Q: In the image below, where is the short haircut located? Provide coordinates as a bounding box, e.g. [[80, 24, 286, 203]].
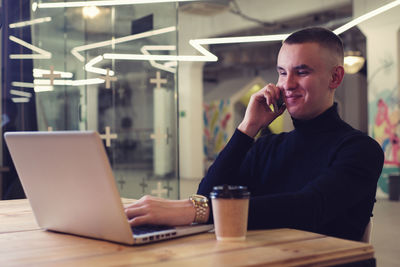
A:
[[284, 27, 344, 64]]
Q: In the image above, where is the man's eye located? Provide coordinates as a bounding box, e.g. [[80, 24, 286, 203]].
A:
[[279, 72, 287, 76], [298, 71, 309, 76]]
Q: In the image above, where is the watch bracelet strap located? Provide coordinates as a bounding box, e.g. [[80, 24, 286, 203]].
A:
[[192, 199, 209, 224]]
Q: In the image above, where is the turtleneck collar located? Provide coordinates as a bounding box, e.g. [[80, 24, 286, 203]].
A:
[[291, 103, 343, 133]]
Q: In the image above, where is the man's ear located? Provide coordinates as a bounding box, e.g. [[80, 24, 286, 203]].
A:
[[329, 66, 345, 89]]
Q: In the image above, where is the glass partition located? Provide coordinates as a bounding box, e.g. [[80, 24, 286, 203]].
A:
[[1, 1, 179, 199]]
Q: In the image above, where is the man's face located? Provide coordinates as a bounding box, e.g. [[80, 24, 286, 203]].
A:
[[276, 42, 338, 120]]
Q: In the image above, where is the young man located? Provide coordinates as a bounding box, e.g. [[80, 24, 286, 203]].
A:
[[125, 27, 384, 241]]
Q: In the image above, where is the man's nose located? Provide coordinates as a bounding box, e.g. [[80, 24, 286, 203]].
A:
[[281, 74, 297, 90]]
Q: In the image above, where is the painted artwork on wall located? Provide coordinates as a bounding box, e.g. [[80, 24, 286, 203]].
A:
[[370, 89, 399, 197], [203, 100, 231, 161]]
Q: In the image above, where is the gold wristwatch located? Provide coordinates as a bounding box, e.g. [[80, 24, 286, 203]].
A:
[[189, 194, 209, 224]]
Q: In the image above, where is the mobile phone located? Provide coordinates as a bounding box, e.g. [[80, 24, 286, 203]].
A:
[[273, 91, 284, 112], [277, 91, 284, 109]]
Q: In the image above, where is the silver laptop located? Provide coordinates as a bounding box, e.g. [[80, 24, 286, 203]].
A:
[[4, 131, 213, 245]]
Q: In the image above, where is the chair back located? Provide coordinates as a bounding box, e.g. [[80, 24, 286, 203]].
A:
[[361, 219, 373, 243]]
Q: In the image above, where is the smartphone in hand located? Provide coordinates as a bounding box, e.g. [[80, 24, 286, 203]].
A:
[[273, 91, 284, 112], [277, 90, 284, 109]]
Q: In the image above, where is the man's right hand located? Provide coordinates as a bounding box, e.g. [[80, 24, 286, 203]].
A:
[[124, 195, 198, 227], [238, 84, 285, 138]]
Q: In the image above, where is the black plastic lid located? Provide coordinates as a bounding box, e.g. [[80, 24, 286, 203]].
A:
[[210, 184, 250, 199]]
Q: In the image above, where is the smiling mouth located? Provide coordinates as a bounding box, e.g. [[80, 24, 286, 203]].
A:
[[285, 95, 303, 105], [286, 94, 302, 99]]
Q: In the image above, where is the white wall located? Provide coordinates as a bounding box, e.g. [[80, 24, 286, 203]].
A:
[[335, 74, 368, 132]]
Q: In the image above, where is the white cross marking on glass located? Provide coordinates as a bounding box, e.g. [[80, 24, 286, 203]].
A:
[[150, 71, 167, 90], [42, 66, 61, 85], [118, 176, 126, 190], [100, 126, 118, 147], [164, 180, 173, 198], [150, 128, 168, 143], [151, 182, 167, 198], [100, 68, 117, 89], [139, 177, 148, 193]]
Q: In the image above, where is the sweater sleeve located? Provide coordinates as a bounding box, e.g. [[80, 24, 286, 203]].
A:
[[197, 129, 255, 197], [247, 134, 384, 238]]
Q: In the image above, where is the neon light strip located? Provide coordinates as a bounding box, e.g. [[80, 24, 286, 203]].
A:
[[34, 79, 69, 85], [38, 0, 196, 8], [12, 98, 30, 103], [103, 34, 288, 61], [9, 17, 52, 29], [85, 56, 115, 75], [10, 54, 52, 59], [71, 26, 176, 62], [12, 81, 61, 94], [12, 82, 34, 88], [34, 78, 104, 86], [100, 34, 287, 63], [142, 45, 176, 51], [10, 89, 33, 98], [34, 86, 54, 92], [164, 61, 177, 67], [86, 34, 285, 71], [71, 78, 105, 86], [334, 0, 400, 34], [141, 45, 177, 73], [33, 68, 73, 78], [103, 53, 216, 61], [193, 34, 289, 45], [9, 36, 52, 59]]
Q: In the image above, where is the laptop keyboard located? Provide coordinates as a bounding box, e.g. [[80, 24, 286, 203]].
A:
[[131, 225, 175, 235]]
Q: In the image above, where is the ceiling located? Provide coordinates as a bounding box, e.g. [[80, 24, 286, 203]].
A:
[[202, 1, 366, 83]]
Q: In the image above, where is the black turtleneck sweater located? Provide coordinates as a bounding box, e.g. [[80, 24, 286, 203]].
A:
[[198, 104, 384, 241]]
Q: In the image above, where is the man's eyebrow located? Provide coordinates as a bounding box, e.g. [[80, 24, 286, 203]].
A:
[[276, 64, 314, 71], [294, 64, 313, 71]]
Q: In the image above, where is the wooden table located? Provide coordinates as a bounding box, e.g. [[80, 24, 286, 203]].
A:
[[0, 199, 375, 266]]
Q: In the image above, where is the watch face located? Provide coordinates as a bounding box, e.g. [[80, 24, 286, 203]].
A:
[[192, 194, 207, 203]]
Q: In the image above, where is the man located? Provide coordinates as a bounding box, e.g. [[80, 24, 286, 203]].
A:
[[125, 27, 384, 241]]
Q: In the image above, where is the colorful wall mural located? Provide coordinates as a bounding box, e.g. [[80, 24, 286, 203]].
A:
[[203, 100, 231, 161], [370, 87, 399, 196]]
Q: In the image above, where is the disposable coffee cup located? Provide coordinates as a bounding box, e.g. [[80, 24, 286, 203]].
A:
[[210, 185, 250, 241]]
